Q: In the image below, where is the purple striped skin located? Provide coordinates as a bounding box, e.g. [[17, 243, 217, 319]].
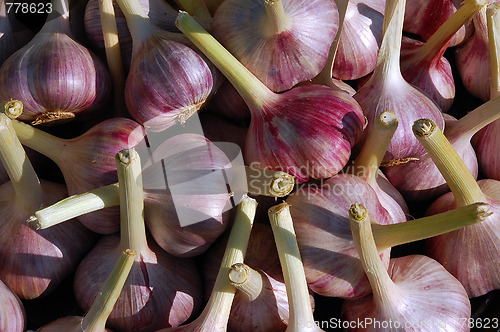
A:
[[126, 35, 213, 132], [354, 76, 445, 162], [245, 85, 365, 183], [0, 279, 25, 332], [404, 0, 469, 47], [426, 179, 500, 298], [333, 0, 385, 80], [401, 36, 455, 112], [212, 0, 338, 92], [287, 174, 394, 299], [0, 32, 111, 122]]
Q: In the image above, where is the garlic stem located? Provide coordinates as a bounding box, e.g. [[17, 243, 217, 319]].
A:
[[412, 119, 486, 206], [176, 194, 257, 330], [312, 0, 349, 87], [0, 100, 23, 119], [115, 0, 156, 45], [488, 2, 500, 98], [116, 149, 148, 253], [30, 165, 287, 230], [6, 117, 66, 161], [174, 0, 212, 20], [29, 183, 120, 230], [446, 94, 500, 139], [176, 11, 276, 111], [352, 111, 398, 183], [245, 165, 294, 197], [99, 0, 127, 117], [376, 0, 405, 82], [81, 249, 136, 332], [414, 0, 487, 62], [228, 263, 263, 301], [0, 113, 43, 211], [262, 0, 290, 36], [373, 202, 491, 251], [269, 203, 320, 332], [349, 203, 401, 309]]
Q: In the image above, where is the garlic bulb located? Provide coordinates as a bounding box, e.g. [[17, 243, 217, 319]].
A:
[[332, 0, 385, 80], [353, 0, 445, 162], [211, 0, 338, 92], [385, 95, 500, 201], [74, 149, 203, 331], [404, 0, 471, 47], [287, 171, 488, 298], [0, 278, 25, 332], [400, 0, 487, 112], [0, 113, 95, 299], [116, 0, 215, 132], [412, 118, 500, 297], [342, 203, 471, 332], [177, 11, 364, 183], [0, 0, 111, 124], [8, 112, 144, 234], [0, 1, 33, 65]]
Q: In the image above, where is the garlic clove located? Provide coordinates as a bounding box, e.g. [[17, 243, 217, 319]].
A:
[[211, 0, 339, 92]]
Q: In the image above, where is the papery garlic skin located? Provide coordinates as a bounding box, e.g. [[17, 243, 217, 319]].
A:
[[287, 174, 394, 298], [426, 179, 500, 297], [36, 316, 113, 332], [0, 30, 111, 123], [246, 85, 364, 183], [341, 255, 471, 331], [333, 0, 385, 80], [404, 0, 470, 47], [74, 235, 203, 332], [0, 278, 25, 332], [212, 0, 338, 92]]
